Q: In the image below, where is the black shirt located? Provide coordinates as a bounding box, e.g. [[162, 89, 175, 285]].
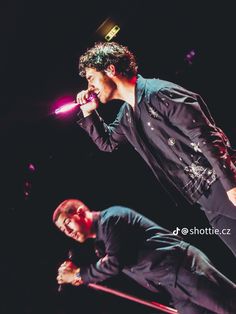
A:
[[80, 206, 189, 291]]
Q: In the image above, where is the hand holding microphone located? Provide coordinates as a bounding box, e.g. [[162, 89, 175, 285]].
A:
[[57, 261, 77, 283], [76, 90, 99, 117], [57, 250, 83, 291], [55, 90, 98, 116]]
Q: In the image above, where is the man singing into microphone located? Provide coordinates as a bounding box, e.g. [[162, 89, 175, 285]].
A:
[[54, 198, 236, 314], [76, 41, 236, 257]]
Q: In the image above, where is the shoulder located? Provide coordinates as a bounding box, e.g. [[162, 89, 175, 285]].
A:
[[98, 206, 135, 236], [145, 77, 196, 96], [143, 78, 199, 108], [145, 77, 177, 92], [100, 206, 142, 227], [101, 206, 134, 222]]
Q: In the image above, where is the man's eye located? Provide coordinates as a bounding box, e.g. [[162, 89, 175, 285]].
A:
[[64, 218, 70, 225]]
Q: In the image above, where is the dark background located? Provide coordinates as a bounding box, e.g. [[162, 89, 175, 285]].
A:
[[1, 1, 235, 313]]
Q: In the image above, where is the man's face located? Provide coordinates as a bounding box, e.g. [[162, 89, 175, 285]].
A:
[[85, 67, 116, 103], [56, 202, 91, 243]]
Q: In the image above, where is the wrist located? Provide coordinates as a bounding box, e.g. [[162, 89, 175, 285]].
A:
[[81, 109, 94, 117], [72, 268, 83, 286]]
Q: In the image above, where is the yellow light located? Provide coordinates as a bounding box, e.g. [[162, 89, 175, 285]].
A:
[[105, 25, 120, 41], [95, 18, 121, 41]]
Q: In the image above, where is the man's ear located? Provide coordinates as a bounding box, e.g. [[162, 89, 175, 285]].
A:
[[105, 64, 116, 77], [76, 207, 86, 218]]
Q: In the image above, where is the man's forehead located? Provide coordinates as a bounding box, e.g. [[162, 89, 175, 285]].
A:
[[56, 213, 67, 227], [85, 68, 100, 78]]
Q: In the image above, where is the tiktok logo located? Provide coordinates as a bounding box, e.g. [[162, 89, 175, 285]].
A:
[[173, 227, 180, 235]]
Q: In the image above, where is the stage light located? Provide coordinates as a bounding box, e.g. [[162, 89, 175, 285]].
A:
[[96, 17, 120, 41], [28, 163, 36, 172], [105, 25, 120, 41], [185, 49, 196, 65]]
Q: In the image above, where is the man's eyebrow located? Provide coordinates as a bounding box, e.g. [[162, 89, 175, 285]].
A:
[[63, 217, 70, 224]]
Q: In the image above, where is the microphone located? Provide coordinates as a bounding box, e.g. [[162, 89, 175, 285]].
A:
[[58, 250, 73, 292], [55, 93, 97, 115]]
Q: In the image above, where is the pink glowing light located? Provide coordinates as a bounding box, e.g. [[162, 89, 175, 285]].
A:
[[88, 283, 178, 313], [55, 102, 78, 115], [54, 93, 97, 115], [28, 163, 36, 172], [24, 181, 32, 188], [51, 95, 75, 116], [185, 49, 196, 65]]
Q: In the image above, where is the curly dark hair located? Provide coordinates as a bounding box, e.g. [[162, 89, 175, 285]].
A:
[[79, 42, 138, 78]]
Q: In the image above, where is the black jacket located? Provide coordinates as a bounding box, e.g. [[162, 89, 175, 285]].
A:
[[80, 206, 189, 292], [78, 75, 236, 204]]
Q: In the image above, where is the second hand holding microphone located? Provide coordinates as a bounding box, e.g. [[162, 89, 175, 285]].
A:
[[58, 250, 73, 292], [55, 92, 97, 115]]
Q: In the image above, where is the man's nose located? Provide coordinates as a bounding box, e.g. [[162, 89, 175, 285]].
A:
[[88, 83, 94, 88]]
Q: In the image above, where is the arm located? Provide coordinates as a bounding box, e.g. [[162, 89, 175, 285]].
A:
[[77, 108, 127, 153], [80, 217, 131, 284], [57, 217, 131, 286], [156, 87, 236, 197], [76, 89, 127, 152]]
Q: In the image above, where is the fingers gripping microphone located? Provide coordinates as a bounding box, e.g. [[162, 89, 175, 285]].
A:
[[55, 93, 97, 115], [58, 250, 73, 292]]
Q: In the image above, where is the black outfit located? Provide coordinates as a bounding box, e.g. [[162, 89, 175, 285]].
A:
[[79, 206, 236, 314], [77, 75, 236, 256]]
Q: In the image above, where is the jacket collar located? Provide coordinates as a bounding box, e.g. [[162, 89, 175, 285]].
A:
[[91, 211, 101, 236], [135, 74, 147, 105], [123, 75, 148, 114]]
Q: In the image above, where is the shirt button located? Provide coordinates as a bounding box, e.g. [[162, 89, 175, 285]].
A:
[[168, 138, 176, 146], [179, 157, 182, 161]]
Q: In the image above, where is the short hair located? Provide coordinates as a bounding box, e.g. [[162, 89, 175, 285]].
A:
[[52, 199, 79, 223], [79, 42, 138, 78]]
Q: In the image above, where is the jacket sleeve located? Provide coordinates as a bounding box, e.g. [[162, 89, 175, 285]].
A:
[[77, 108, 127, 152], [155, 86, 236, 191], [80, 217, 130, 284]]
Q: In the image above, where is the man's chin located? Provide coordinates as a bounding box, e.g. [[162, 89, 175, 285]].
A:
[[77, 236, 86, 243], [99, 95, 109, 104]]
